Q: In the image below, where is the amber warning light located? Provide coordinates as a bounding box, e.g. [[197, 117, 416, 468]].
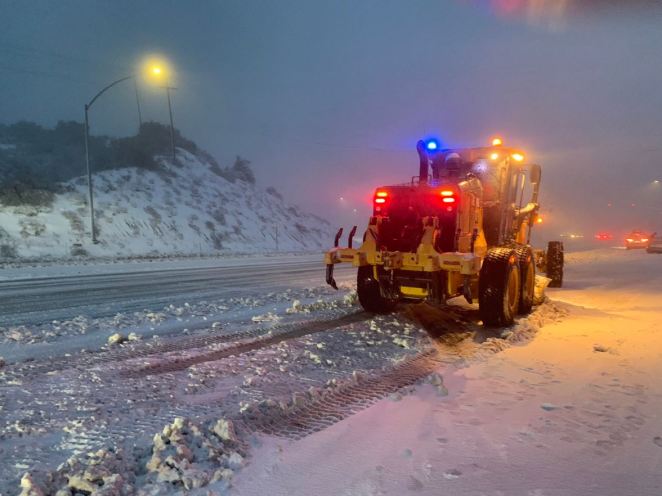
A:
[[439, 189, 456, 204], [374, 190, 388, 204]]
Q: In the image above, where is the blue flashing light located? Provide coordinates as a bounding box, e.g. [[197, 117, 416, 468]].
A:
[[426, 139, 439, 151]]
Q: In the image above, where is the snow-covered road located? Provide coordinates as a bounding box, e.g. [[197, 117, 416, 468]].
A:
[[234, 249, 662, 496], [0, 254, 353, 326], [2, 249, 661, 495]]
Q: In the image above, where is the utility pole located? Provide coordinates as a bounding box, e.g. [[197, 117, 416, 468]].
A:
[[165, 86, 177, 162], [133, 77, 143, 130]]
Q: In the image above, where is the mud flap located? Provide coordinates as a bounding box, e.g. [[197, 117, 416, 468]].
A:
[[462, 275, 473, 304]]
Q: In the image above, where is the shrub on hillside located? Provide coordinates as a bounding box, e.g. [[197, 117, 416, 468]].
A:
[[0, 121, 107, 190], [229, 156, 255, 184], [111, 122, 196, 169], [0, 121, 202, 193], [0, 184, 55, 207], [265, 186, 283, 200]]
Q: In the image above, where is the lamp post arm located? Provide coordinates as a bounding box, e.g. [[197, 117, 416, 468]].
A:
[[87, 75, 133, 109]]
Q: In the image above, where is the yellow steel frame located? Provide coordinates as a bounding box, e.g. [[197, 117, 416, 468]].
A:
[[324, 216, 483, 277]]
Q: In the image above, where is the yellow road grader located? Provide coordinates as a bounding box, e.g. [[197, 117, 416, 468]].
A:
[[324, 138, 563, 326]]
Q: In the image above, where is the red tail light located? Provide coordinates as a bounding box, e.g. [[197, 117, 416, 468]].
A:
[[442, 197, 456, 203], [375, 198, 386, 204]]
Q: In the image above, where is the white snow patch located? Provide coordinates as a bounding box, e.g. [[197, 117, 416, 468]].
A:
[[0, 149, 333, 259]]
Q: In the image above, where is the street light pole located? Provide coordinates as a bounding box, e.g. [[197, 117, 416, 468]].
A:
[[83, 104, 97, 244], [83, 74, 134, 244]]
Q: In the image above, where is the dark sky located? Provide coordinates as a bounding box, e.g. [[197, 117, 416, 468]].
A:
[[2, 0, 662, 240]]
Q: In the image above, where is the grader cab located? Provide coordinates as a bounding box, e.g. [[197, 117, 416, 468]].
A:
[[325, 137, 563, 326]]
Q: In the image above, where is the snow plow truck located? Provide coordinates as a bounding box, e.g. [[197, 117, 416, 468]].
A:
[[324, 137, 563, 327]]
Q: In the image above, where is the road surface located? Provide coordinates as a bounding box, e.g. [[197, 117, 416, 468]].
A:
[[1, 249, 661, 495], [0, 254, 354, 326]]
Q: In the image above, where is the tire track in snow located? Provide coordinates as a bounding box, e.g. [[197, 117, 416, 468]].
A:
[[1, 310, 368, 381], [120, 311, 371, 378], [236, 349, 452, 440], [233, 302, 567, 440]]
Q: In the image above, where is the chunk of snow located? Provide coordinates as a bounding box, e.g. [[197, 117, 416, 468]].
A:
[[19, 473, 45, 496], [212, 418, 238, 443], [107, 333, 126, 345], [251, 312, 280, 323]]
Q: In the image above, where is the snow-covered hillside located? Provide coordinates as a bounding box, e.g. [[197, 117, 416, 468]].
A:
[[0, 149, 333, 258]]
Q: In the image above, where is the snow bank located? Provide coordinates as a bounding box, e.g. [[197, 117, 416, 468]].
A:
[[18, 417, 245, 495]]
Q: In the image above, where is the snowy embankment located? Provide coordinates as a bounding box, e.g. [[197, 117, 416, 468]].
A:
[[0, 149, 333, 259]]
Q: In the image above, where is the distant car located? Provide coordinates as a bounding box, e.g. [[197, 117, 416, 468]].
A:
[[646, 233, 661, 253], [594, 232, 613, 241], [625, 230, 652, 250], [560, 233, 584, 240]]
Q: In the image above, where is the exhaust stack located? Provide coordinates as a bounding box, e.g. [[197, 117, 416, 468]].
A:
[[416, 140, 428, 185]]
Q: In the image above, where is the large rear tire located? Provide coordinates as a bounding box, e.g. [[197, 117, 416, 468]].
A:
[[546, 241, 564, 288], [515, 246, 535, 315], [357, 266, 397, 314], [479, 248, 521, 327]]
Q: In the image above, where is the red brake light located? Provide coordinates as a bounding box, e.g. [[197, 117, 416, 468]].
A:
[[376, 191, 388, 198], [442, 197, 456, 203], [440, 190, 454, 197], [375, 198, 386, 204]]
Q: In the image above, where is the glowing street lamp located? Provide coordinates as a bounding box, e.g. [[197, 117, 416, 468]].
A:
[[142, 57, 171, 84], [142, 57, 177, 162]]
